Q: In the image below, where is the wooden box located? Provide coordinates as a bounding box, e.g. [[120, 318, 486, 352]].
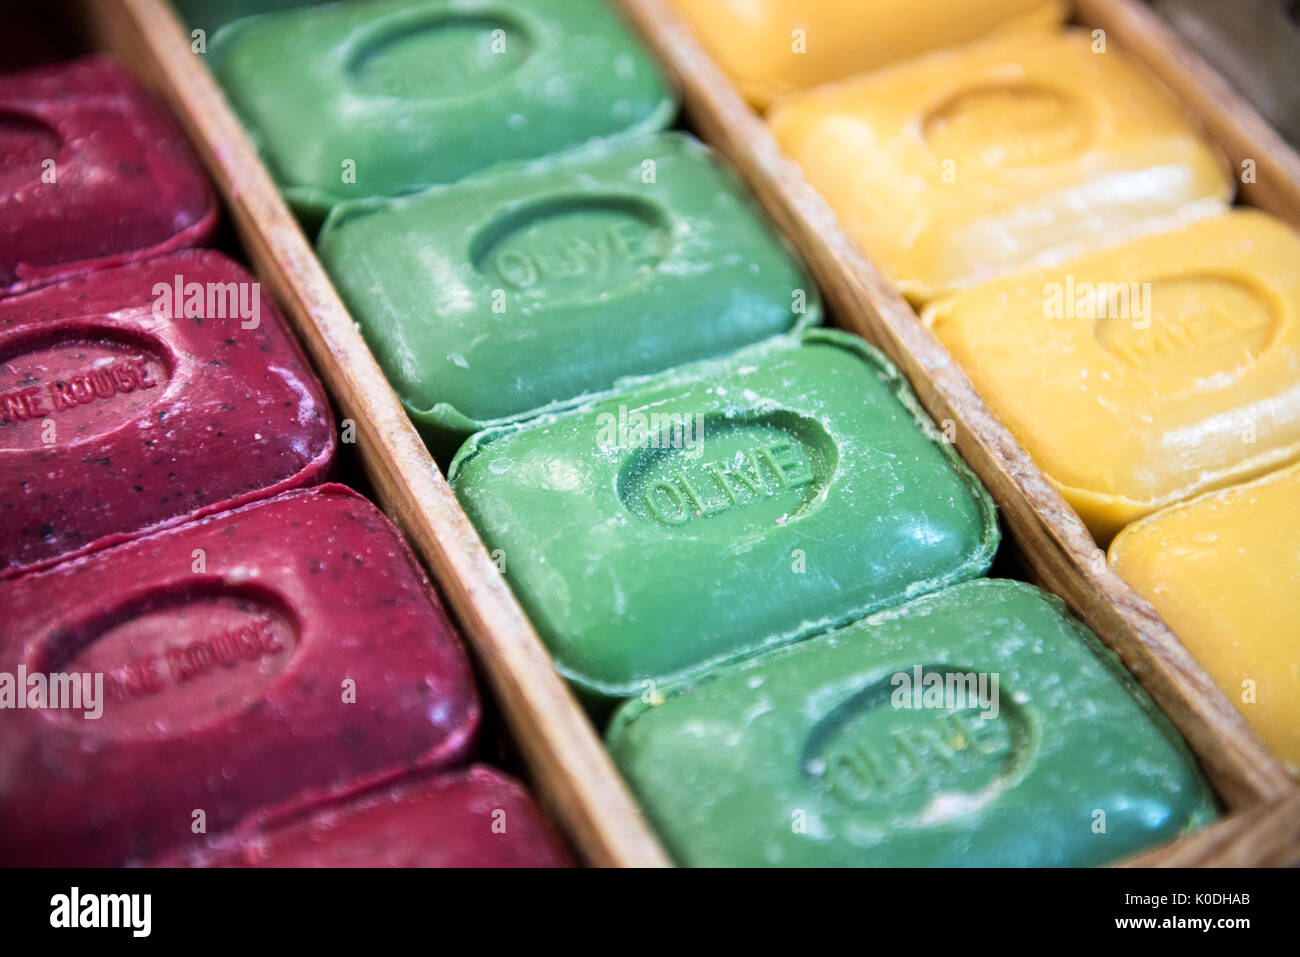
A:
[[76, 0, 1300, 866]]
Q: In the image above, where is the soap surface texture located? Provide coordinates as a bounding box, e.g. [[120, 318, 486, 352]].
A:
[[451, 330, 998, 700], [319, 132, 818, 444], [0, 55, 217, 295], [1110, 462, 1300, 776], [767, 29, 1232, 302], [209, 0, 676, 216], [666, 0, 1066, 108], [157, 766, 573, 868], [0, 250, 336, 577], [922, 210, 1300, 542], [608, 579, 1217, 866], [0, 485, 480, 866]]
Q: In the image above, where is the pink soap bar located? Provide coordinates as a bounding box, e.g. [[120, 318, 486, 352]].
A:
[[0, 484, 481, 866], [0, 55, 218, 295], [0, 249, 335, 578], [157, 767, 574, 868]]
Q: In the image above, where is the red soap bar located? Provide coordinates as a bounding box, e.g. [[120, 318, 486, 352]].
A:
[[0, 249, 335, 577], [157, 766, 574, 868], [0, 484, 480, 866], [0, 55, 217, 295]]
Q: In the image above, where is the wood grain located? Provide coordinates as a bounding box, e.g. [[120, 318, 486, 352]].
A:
[[80, 0, 672, 868], [613, 0, 1296, 814]]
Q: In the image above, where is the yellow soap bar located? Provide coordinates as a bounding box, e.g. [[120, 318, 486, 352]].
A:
[[1109, 463, 1300, 776], [768, 29, 1232, 303], [664, 0, 1067, 109], [923, 209, 1300, 543]]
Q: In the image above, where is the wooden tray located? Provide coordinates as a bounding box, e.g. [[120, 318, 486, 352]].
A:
[[79, 0, 1298, 866]]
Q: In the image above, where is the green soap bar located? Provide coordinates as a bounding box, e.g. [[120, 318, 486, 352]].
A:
[[208, 0, 676, 219], [450, 329, 999, 701], [607, 579, 1218, 867], [319, 133, 820, 449], [174, 0, 325, 35]]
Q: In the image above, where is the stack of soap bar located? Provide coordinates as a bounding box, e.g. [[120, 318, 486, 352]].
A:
[[451, 329, 998, 702], [1110, 462, 1300, 776], [664, 0, 1066, 109], [1153, 0, 1300, 146], [767, 29, 1233, 303], [0, 56, 217, 296], [157, 767, 573, 867], [0, 484, 480, 866], [0, 250, 336, 577], [922, 210, 1300, 542], [607, 578, 1217, 867], [319, 133, 820, 449], [209, 0, 676, 219]]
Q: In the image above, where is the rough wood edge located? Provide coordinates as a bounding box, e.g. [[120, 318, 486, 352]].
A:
[[613, 0, 1296, 815], [83, 0, 672, 868]]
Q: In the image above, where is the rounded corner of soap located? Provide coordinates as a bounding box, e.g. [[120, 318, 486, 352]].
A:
[[667, 129, 709, 157], [283, 186, 341, 233], [204, 13, 258, 64], [1106, 516, 1148, 569], [317, 195, 394, 246], [787, 300, 824, 336], [604, 693, 653, 747], [647, 91, 682, 134], [445, 437, 487, 486], [917, 297, 955, 330], [424, 407, 496, 477], [1052, 478, 1152, 547]]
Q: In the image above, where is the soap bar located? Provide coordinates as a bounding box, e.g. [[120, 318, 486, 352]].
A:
[[665, 0, 1066, 109], [0, 56, 217, 296], [209, 0, 676, 219], [608, 578, 1217, 867], [1153, 0, 1300, 146], [1110, 463, 1300, 776], [767, 29, 1233, 303], [156, 767, 573, 867], [922, 210, 1300, 542], [319, 133, 820, 449], [0, 250, 336, 577], [0, 484, 480, 867], [450, 329, 998, 702]]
